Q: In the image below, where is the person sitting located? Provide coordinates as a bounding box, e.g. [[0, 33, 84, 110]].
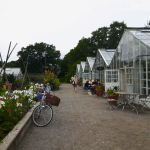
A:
[[89, 79, 92, 85], [42, 84, 47, 93], [92, 79, 97, 86], [37, 88, 46, 101], [84, 80, 92, 95], [46, 83, 51, 93], [97, 80, 100, 86]]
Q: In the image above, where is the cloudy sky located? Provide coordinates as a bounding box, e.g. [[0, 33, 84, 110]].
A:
[[0, 0, 150, 62]]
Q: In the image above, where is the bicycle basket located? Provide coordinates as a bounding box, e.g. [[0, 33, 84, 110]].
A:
[[45, 93, 60, 106]]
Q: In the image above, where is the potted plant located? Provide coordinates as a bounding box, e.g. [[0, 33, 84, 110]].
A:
[[96, 85, 105, 96], [107, 88, 119, 104]]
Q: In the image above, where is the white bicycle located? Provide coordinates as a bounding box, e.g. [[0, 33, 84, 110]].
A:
[[32, 92, 53, 127]]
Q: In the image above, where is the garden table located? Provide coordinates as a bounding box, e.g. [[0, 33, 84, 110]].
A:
[[116, 92, 139, 114]]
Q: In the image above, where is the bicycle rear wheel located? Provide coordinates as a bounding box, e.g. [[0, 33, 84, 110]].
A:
[[32, 104, 53, 127]]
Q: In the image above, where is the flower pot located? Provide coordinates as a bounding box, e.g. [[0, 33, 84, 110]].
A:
[[107, 95, 118, 105], [96, 89, 103, 97]]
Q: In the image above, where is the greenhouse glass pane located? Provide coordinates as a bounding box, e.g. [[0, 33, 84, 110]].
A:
[[148, 63, 150, 72], [142, 88, 146, 95], [112, 75, 116, 78], [141, 80, 146, 87], [148, 81, 150, 88], [148, 89, 150, 95], [140, 42, 147, 55], [112, 71, 116, 74], [148, 73, 150, 79], [129, 59, 133, 67], [141, 59, 146, 72], [141, 73, 146, 79], [147, 46, 150, 55]]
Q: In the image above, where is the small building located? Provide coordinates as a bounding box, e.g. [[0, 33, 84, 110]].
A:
[[0, 68, 23, 80]]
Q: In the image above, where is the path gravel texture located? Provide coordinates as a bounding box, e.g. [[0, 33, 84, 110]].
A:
[[16, 84, 150, 150]]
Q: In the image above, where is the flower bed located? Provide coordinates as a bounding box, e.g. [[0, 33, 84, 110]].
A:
[[0, 83, 40, 143]]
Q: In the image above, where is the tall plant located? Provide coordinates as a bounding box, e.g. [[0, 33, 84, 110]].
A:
[[44, 70, 55, 83]]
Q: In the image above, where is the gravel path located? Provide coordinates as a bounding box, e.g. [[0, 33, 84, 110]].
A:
[[16, 84, 150, 150]]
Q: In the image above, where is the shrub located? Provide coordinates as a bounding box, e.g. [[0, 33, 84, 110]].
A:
[[0, 88, 8, 96], [54, 78, 60, 89], [2, 74, 15, 83], [25, 75, 45, 83], [59, 78, 66, 83], [44, 71, 55, 83]]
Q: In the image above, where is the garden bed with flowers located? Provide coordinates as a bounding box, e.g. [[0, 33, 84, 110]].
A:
[[0, 83, 39, 143]]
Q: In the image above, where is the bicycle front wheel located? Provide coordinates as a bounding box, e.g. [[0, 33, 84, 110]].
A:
[[32, 104, 53, 127]]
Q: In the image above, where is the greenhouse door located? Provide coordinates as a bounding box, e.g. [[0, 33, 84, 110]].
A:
[[120, 67, 133, 93], [126, 68, 133, 93]]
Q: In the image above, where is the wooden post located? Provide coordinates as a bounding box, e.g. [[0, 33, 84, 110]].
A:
[[21, 58, 30, 82], [0, 54, 11, 94], [0, 42, 17, 95], [21, 56, 29, 89], [0, 43, 17, 75]]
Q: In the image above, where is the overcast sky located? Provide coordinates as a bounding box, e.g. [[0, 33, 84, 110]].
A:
[[0, 0, 150, 62]]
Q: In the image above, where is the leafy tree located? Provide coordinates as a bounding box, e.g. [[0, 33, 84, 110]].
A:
[[107, 21, 127, 48], [91, 27, 109, 50], [17, 42, 60, 73], [6, 61, 20, 67]]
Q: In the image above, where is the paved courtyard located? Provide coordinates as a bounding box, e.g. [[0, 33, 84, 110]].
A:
[[16, 84, 150, 150]]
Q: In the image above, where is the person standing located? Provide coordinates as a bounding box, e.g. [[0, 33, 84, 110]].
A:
[[73, 75, 78, 92]]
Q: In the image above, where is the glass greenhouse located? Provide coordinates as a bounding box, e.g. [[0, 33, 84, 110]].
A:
[[110, 28, 150, 94], [0, 68, 22, 80], [93, 49, 115, 85]]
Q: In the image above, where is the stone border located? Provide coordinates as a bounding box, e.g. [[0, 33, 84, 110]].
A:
[[0, 102, 40, 150]]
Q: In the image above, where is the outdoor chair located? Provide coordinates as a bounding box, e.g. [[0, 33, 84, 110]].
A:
[[106, 99, 117, 110], [132, 95, 148, 114], [83, 87, 90, 94]]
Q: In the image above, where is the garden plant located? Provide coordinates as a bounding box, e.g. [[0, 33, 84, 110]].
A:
[[0, 83, 39, 143]]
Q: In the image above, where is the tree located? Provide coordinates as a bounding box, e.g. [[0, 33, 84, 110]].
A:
[[107, 21, 127, 48], [91, 27, 109, 50], [17, 42, 61, 73]]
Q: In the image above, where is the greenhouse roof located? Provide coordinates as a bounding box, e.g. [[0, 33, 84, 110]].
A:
[[87, 57, 96, 70], [77, 64, 80, 72], [128, 28, 150, 47], [99, 49, 116, 66], [0, 68, 22, 76], [81, 61, 86, 72]]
